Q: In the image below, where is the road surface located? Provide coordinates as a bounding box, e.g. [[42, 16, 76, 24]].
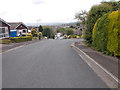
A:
[[2, 39, 109, 88]]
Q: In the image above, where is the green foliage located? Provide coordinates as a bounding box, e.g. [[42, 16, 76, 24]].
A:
[[69, 25, 75, 28], [32, 37, 38, 39], [67, 35, 81, 39], [85, 4, 113, 45], [56, 28, 66, 35], [92, 10, 120, 56], [31, 29, 37, 37], [10, 36, 32, 43], [38, 25, 43, 32], [66, 28, 74, 35], [0, 39, 12, 44], [42, 28, 54, 38], [107, 10, 120, 56], [101, 1, 120, 11], [26, 33, 32, 37], [92, 14, 109, 52], [38, 32, 42, 36], [75, 10, 87, 25]]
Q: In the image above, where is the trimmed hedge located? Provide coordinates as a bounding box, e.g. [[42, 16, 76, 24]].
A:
[[92, 10, 120, 56], [107, 10, 120, 56], [10, 36, 32, 43]]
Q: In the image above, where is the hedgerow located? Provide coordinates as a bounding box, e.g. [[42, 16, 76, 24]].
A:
[[10, 36, 32, 43], [92, 10, 120, 56]]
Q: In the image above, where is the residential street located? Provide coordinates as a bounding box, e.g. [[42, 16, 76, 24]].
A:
[[2, 39, 108, 88]]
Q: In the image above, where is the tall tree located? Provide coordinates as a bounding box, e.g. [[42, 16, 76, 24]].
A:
[[85, 4, 113, 45], [38, 25, 43, 32], [75, 10, 87, 25]]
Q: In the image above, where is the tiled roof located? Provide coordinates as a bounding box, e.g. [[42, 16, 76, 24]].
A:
[[8, 22, 22, 30], [0, 18, 11, 26]]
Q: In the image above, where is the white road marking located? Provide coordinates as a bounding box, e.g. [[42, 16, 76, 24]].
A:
[[72, 43, 120, 84]]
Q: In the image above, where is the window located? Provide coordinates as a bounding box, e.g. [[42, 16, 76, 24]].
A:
[[0, 27, 6, 34], [0, 27, 9, 39], [22, 30, 26, 33]]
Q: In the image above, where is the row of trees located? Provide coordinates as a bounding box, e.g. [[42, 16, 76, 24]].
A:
[[56, 27, 74, 35], [31, 25, 55, 39], [75, 0, 120, 56]]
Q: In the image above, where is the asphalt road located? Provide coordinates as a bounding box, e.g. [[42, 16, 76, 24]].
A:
[[2, 39, 109, 88]]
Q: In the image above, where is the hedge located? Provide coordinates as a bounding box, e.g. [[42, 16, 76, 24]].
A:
[[92, 10, 120, 56], [85, 4, 112, 45], [107, 10, 120, 56], [10, 36, 32, 43]]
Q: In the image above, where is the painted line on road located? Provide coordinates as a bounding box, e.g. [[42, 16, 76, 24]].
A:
[[72, 43, 120, 84]]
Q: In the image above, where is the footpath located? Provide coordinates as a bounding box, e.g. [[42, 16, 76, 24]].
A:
[[73, 41, 119, 88], [0, 39, 41, 53]]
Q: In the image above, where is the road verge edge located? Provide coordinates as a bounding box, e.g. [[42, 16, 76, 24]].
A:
[[71, 43, 119, 88]]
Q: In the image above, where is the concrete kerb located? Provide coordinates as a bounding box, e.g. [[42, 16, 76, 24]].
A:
[[0, 39, 42, 54], [71, 43, 119, 88]]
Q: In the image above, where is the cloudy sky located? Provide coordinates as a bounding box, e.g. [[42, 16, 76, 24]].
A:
[[0, 0, 112, 24]]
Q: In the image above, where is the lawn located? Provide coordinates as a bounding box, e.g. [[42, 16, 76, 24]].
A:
[[0, 39, 12, 44]]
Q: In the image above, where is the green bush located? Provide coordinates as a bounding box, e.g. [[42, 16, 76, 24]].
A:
[[26, 33, 32, 37], [10, 36, 32, 43], [85, 4, 112, 45], [107, 10, 120, 56], [92, 14, 109, 52], [92, 10, 120, 56]]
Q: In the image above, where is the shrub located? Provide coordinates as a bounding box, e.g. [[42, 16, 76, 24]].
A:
[[10, 36, 32, 43], [107, 10, 120, 56], [92, 10, 120, 56], [85, 4, 112, 45], [92, 14, 109, 52], [31, 29, 37, 37], [26, 33, 32, 37]]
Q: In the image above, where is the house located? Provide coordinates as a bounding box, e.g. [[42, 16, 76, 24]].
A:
[[0, 18, 10, 39], [8, 22, 28, 36]]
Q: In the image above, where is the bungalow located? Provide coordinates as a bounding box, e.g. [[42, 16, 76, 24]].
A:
[[8, 22, 28, 36], [0, 18, 10, 39]]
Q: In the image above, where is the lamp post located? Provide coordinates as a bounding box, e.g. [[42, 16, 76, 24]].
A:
[[37, 19, 41, 40], [37, 19, 41, 32]]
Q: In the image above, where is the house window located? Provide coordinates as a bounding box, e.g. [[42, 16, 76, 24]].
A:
[[22, 30, 26, 33], [0, 27, 9, 39], [0, 28, 6, 34]]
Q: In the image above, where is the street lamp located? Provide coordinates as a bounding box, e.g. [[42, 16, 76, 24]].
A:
[[37, 19, 41, 32]]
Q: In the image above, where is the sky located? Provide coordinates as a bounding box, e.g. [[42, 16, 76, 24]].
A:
[[0, 0, 114, 24]]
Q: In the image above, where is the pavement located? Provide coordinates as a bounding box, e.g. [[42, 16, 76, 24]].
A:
[[73, 41, 119, 88], [0, 39, 41, 53], [2, 39, 110, 88]]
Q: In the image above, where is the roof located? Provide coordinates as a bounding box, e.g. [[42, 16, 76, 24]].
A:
[[8, 22, 28, 30], [0, 18, 11, 27]]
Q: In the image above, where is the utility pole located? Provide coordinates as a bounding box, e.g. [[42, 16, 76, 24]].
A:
[[37, 19, 41, 32]]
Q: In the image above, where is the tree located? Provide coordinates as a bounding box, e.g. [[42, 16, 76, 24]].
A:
[[101, 0, 120, 11], [75, 10, 87, 25], [66, 28, 74, 35], [56, 28, 66, 35], [42, 28, 54, 38], [38, 25, 43, 32], [84, 4, 113, 45]]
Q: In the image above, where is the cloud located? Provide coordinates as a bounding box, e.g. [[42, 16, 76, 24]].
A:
[[32, 0, 45, 5]]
